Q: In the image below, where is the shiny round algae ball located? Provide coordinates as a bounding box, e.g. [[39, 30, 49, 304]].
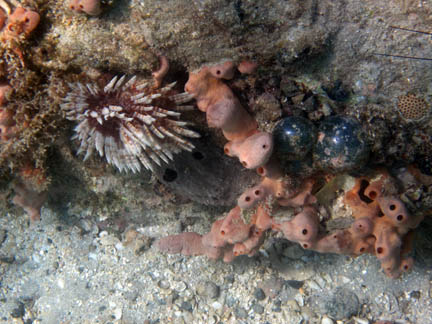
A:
[[272, 116, 317, 161], [313, 116, 369, 173]]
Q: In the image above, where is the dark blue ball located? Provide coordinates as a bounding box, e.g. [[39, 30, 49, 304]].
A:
[[313, 116, 369, 172], [273, 116, 317, 161]]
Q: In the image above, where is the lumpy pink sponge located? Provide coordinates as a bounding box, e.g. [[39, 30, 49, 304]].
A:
[[341, 173, 423, 278], [185, 63, 273, 169], [157, 61, 423, 279], [69, 0, 102, 16]]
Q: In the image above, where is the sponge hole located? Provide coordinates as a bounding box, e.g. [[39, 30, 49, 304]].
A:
[[163, 168, 177, 182], [192, 151, 204, 160]]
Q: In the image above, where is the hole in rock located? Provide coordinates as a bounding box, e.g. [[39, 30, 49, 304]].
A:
[[192, 151, 204, 160], [254, 190, 260, 196], [303, 244, 308, 248], [163, 168, 178, 182], [377, 247, 383, 254], [257, 167, 264, 175], [302, 229, 308, 235], [245, 196, 251, 202], [397, 215, 403, 221], [389, 204, 396, 211], [378, 211, 384, 217], [360, 247, 365, 253]]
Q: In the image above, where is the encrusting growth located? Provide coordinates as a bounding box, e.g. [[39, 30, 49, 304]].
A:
[[61, 58, 200, 173], [0, 3, 40, 63], [157, 60, 426, 278]]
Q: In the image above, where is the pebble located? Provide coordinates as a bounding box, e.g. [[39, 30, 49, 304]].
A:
[[272, 299, 282, 312], [279, 286, 297, 302], [286, 280, 304, 289], [0, 229, 6, 245], [79, 219, 97, 234], [253, 287, 266, 301], [294, 293, 304, 307], [224, 274, 235, 284], [259, 277, 284, 298], [211, 301, 223, 311], [279, 261, 316, 281], [319, 288, 360, 320], [196, 281, 220, 299], [157, 280, 170, 289], [235, 306, 248, 319], [113, 308, 122, 320], [226, 295, 237, 307], [173, 280, 187, 292], [10, 302, 25, 318], [287, 299, 300, 312], [252, 302, 265, 314], [308, 279, 322, 290], [321, 315, 334, 324], [353, 317, 369, 324], [57, 278, 65, 289], [100, 235, 120, 246], [180, 301, 193, 312]]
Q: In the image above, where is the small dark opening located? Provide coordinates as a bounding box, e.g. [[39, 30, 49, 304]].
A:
[[359, 247, 365, 253], [245, 196, 251, 202], [368, 191, 377, 199], [377, 247, 383, 254], [378, 210, 384, 217], [359, 180, 373, 203], [192, 151, 204, 160], [389, 204, 396, 211], [397, 215, 403, 221], [254, 190, 260, 196], [163, 168, 178, 182], [302, 229, 308, 235]]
